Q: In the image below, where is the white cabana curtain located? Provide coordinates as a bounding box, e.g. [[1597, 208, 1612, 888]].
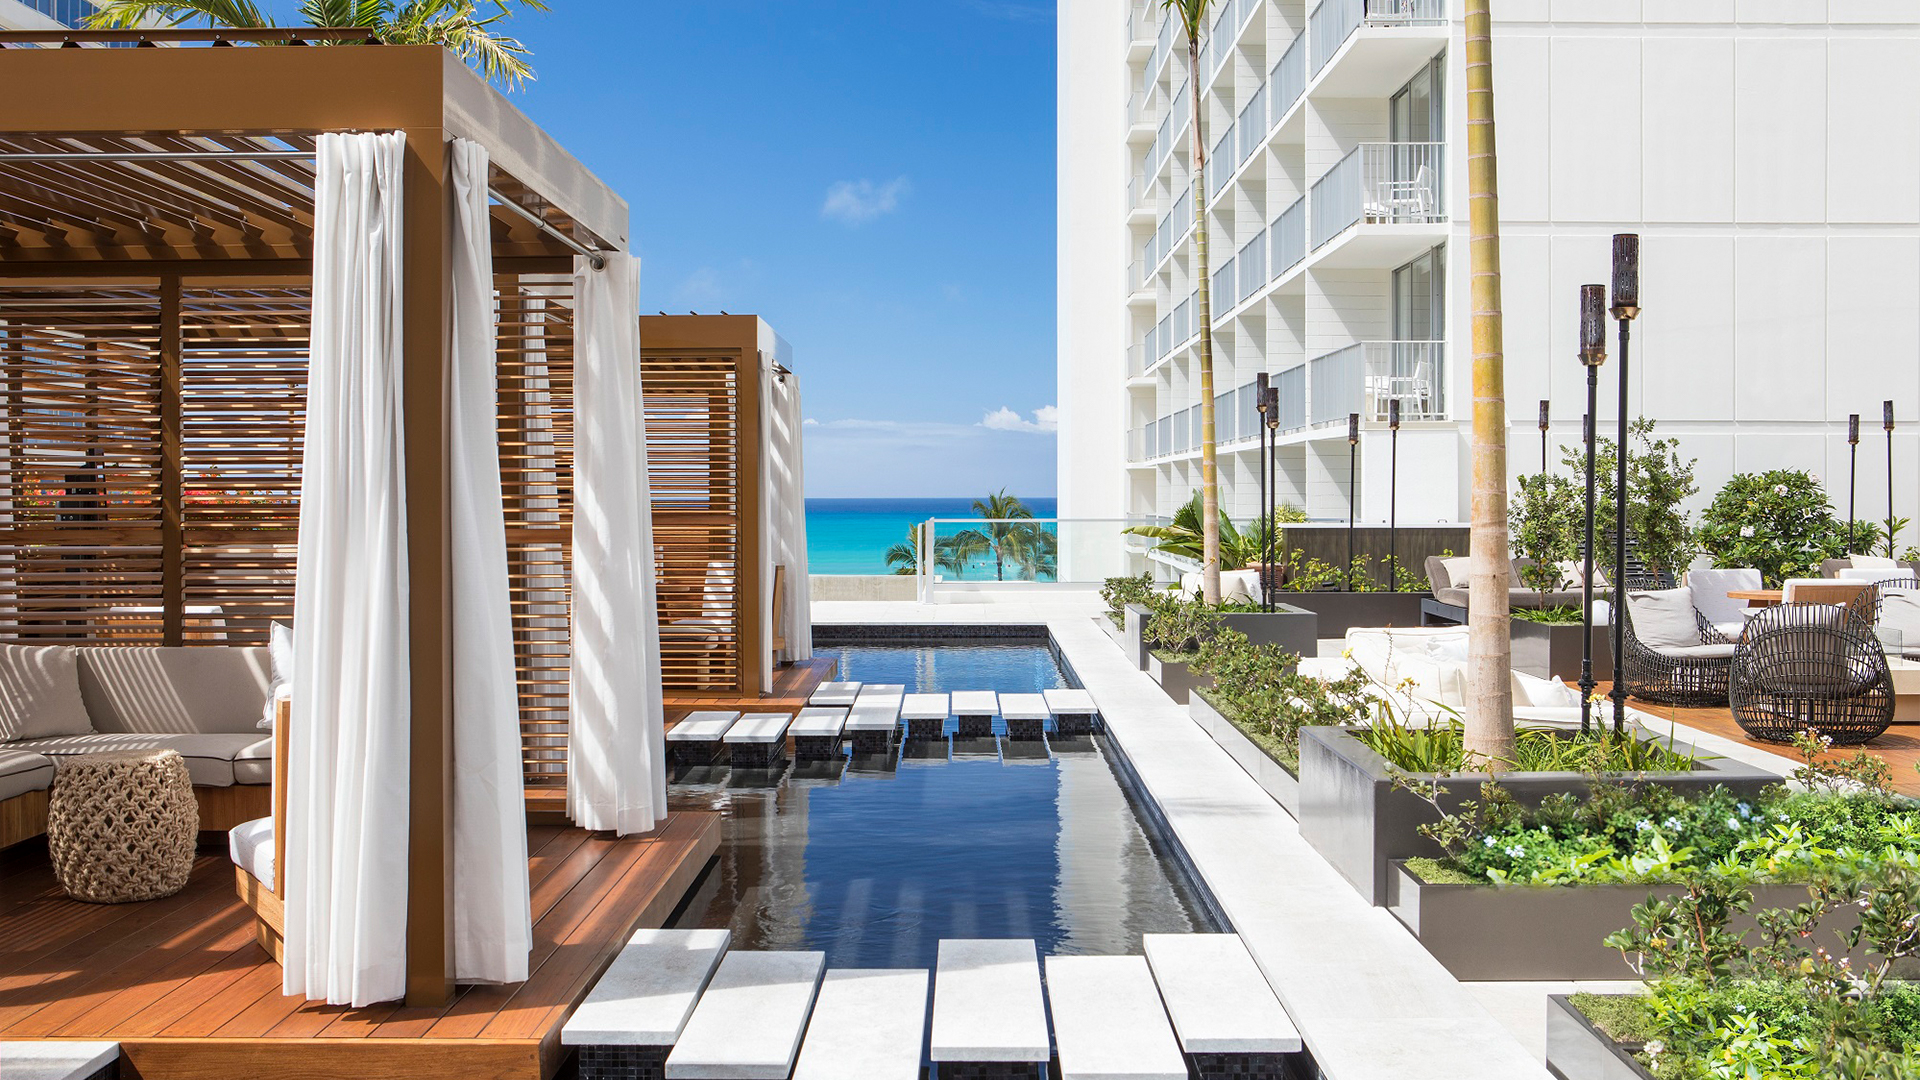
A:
[[447, 138, 532, 984], [286, 131, 412, 1007], [568, 252, 667, 836], [761, 359, 813, 690]]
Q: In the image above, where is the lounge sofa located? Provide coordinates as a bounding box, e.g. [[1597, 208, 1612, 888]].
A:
[[1298, 625, 1584, 723], [1, 643, 276, 849], [1424, 555, 1594, 611]]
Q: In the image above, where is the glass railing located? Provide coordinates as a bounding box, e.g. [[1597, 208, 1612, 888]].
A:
[[1310, 0, 1447, 75], [1237, 229, 1267, 305], [1276, 364, 1307, 431], [1128, 343, 1146, 377], [1310, 142, 1446, 247], [1238, 83, 1267, 168], [917, 518, 1162, 587], [1271, 196, 1307, 277], [1308, 340, 1446, 426], [1211, 257, 1234, 313], [1209, 127, 1234, 198], [1271, 33, 1307, 124]]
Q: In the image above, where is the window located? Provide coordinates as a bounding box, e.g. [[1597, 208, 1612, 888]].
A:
[[1390, 54, 1446, 144], [1393, 245, 1445, 342]]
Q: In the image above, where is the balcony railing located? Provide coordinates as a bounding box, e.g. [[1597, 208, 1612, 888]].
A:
[[1310, 0, 1448, 75], [1276, 365, 1307, 431], [1128, 343, 1146, 378], [1237, 83, 1267, 169], [1208, 128, 1234, 199], [1237, 230, 1267, 306], [1271, 34, 1306, 125], [1271, 196, 1306, 277], [1309, 141, 1445, 248], [1128, 0, 1154, 44], [1307, 341, 1446, 426]]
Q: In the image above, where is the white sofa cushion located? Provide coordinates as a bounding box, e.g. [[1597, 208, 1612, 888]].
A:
[[1345, 627, 1469, 709], [1511, 670, 1581, 708], [1877, 588, 1920, 642], [1652, 643, 1738, 660], [262, 622, 294, 729], [10, 732, 271, 787], [0, 748, 56, 802], [0, 643, 93, 742], [1626, 587, 1702, 650], [1440, 556, 1471, 590], [229, 815, 275, 891], [75, 646, 271, 735], [1850, 554, 1898, 569]]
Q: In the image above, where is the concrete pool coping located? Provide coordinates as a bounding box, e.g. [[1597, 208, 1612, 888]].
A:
[[814, 602, 1551, 1080]]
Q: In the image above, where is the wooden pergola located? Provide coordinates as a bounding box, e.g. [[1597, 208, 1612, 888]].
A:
[[0, 33, 628, 1008]]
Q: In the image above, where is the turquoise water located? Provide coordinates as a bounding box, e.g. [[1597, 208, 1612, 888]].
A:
[[805, 497, 1058, 575]]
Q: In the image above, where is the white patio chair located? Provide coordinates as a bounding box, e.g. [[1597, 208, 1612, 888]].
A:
[[1373, 165, 1435, 222]]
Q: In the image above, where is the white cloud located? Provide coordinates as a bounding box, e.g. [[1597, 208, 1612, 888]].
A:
[[803, 417, 819, 426], [821, 177, 910, 225], [980, 405, 1059, 433]]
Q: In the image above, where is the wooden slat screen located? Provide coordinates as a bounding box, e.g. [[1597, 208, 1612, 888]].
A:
[[642, 353, 742, 694]]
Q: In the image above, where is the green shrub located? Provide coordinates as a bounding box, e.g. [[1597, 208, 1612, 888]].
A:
[[1559, 417, 1698, 582], [1190, 630, 1370, 767], [1509, 473, 1582, 602], [1696, 469, 1854, 586], [1099, 573, 1156, 629], [1140, 589, 1222, 657]]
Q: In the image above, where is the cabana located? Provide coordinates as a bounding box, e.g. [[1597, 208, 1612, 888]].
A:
[[0, 31, 707, 1079]]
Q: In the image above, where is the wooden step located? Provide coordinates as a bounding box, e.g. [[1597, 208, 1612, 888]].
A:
[[561, 928, 731, 1049], [1143, 933, 1300, 1055], [1046, 955, 1188, 1080], [929, 939, 1049, 1065], [791, 969, 930, 1080], [664, 950, 826, 1080]]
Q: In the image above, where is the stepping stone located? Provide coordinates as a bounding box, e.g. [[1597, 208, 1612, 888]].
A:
[[952, 691, 999, 737], [789, 707, 849, 760], [1144, 933, 1301, 1065], [792, 968, 930, 1080], [667, 711, 740, 765], [855, 683, 906, 704], [562, 928, 731, 1079], [929, 939, 1049, 1068], [665, 950, 826, 1080], [901, 693, 951, 740], [999, 693, 1050, 740], [1044, 688, 1101, 735], [0, 1042, 119, 1080], [724, 713, 793, 768], [845, 701, 901, 755], [810, 681, 862, 707], [1046, 955, 1188, 1080]]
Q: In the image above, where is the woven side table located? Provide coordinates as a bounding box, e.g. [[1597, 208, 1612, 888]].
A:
[[48, 749, 199, 904]]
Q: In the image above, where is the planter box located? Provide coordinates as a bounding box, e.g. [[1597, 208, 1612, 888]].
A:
[[1147, 652, 1211, 705], [1276, 591, 1429, 638], [1188, 690, 1300, 817], [1545, 996, 1654, 1080], [1218, 605, 1319, 659], [1387, 863, 1816, 981], [1512, 616, 1613, 684], [1121, 602, 1154, 670], [1297, 726, 1779, 906]]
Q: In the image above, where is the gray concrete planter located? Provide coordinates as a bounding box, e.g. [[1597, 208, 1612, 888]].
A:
[[1386, 863, 1816, 981], [1297, 726, 1779, 905], [1545, 995, 1654, 1080], [1147, 651, 1210, 705], [1188, 690, 1299, 817], [1120, 602, 1153, 670], [1512, 616, 1613, 684], [1218, 605, 1320, 660], [1274, 591, 1429, 638]]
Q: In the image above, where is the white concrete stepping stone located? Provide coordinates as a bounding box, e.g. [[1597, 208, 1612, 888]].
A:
[[809, 681, 862, 707], [791, 968, 930, 1080], [951, 691, 999, 736], [561, 928, 731, 1048], [901, 693, 951, 739], [999, 693, 1050, 739], [1046, 955, 1188, 1080], [845, 701, 901, 753], [724, 713, 793, 767], [667, 711, 741, 764], [0, 1042, 119, 1080], [789, 707, 848, 760], [1143, 933, 1301, 1054], [929, 939, 1049, 1065], [1044, 688, 1101, 734], [665, 950, 827, 1080], [855, 683, 906, 702]]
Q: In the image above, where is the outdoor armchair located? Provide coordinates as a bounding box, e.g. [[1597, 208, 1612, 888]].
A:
[[1618, 585, 1736, 707], [1731, 604, 1894, 746], [1685, 567, 1762, 641]]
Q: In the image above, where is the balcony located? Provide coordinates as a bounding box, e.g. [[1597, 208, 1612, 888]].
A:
[[1308, 142, 1448, 267], [1127, 89, 1156, 141], [1271, 196, 1307, 280], [1127, 1, 1156, 59], [1307, 0, 1450, 97], [1307, 341, 1446, 427]]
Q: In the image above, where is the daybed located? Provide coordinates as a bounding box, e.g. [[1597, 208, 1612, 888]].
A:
[[1423, 555, 1595, 611]]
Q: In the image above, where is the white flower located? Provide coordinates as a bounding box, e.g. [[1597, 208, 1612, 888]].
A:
[[1664, 816, 1682, 829], [1505, 845, 1526, 859], [1737, 802, 1753, 818], [1483, 836, 1497, 848], [1645, 1040, 1665, 1059], [1775, 484, 1791, 496], [1726, 816, 1741, 830], [1740, 525, 1756, 538], [1636, 819, 1654, 832]]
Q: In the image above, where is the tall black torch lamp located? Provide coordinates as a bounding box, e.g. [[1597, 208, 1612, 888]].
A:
[[1848, 413, 1861, 555], [1607, 235, 1640, 737], [1263, 385, 1280, 610], [1577, 284, 1608, 737], [1886, 401, 1897, 555], [1389, 399, 1401, 591], [1538, 399, 1551, 474], [1255, 372, 1271, 610], [1347, 412, 1360, 591]]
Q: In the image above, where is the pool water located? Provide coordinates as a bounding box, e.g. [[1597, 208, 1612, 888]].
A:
[[666, 640, 1215, 969]]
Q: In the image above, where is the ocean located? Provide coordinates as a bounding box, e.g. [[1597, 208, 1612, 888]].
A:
[[806, 497, 1058, 576]]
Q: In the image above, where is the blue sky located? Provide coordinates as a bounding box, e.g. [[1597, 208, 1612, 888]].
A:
[[515, 0, 1061, 499]]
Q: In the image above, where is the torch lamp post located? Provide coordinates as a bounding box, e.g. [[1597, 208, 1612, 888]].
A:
[[1255, 373, 1271, 609], [1264, 385, 1280, 609], [1389, 399, 1401, 591], [1578, 284, 1608, 737], [1886, 401, 1897, 556], [1347, 411, 1360, 591], [1538, 399, 1551, 474], [1849, 413, 1861, 554], [1608, 234, 1640, 737]]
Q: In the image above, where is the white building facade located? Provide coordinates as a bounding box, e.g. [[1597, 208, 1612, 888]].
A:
[[1059, 0, 1920, 548], [0, 0, 102, 30]]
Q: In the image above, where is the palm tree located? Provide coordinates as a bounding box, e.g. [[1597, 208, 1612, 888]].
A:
[[1125, 492, 1289, 574], [883, 525, 977, 578], [961, 489, 1047, 582], [1463, 0, 1515, 770], [88, 0, 550, 89], [1164, 0, 1223, 607]]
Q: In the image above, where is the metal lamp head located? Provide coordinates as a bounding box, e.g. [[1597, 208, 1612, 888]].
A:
[[1610, 234, 1640, 321], [1255, 371, 1270, 413], [1538, 399, 1550, 432], [1579, 284, 1608, 366], [1850, 414, 1861, 445], [1389, 399, 1401, 431], [1348, 412, 1360, 445], [1886, 400, 1897, 432], [1262, 386, 1279, 429]]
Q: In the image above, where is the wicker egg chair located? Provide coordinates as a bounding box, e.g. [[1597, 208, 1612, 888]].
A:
[[1730, 603, 1895, 746]]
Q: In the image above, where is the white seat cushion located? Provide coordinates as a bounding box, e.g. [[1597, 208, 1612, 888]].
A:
[[232, 735, 276, 785], [1850, 554, 1898, 569], [1686, 568, 1762, 629], [228, 816, 274, 891], [0, 643, 92, 742], [10, 732, 270, 787], [1626, 587, 1702, 649], [0, 748, 55, 802], [1877, 589, 1920, 641], [1650, 643, 1737, 660]]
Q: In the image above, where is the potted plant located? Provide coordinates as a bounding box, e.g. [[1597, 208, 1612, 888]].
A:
[[1696, 469, 1860, 586], [1507, 471, 1610, 681], [1184, 630, 1368, 814], [1142, 591, 1221, 704]]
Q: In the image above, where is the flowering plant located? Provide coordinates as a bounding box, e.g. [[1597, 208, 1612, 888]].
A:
[[1696, 470, 1859, 587]]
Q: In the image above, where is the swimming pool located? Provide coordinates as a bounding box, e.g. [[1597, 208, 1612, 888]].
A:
[[665, 634, 1217, 969]]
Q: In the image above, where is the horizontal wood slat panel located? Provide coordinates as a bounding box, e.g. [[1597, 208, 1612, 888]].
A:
[[642, 352, 741, 694]]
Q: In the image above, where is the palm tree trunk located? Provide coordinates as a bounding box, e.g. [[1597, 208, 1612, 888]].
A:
[[1188, 31, 1222, 606], [1464, 0, 1515, 769]]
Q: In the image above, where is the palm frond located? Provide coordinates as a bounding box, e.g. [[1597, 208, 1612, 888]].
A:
[[390, 0, 540, 87], [87, 0, 271, 29], [297, 0, 388, 29]]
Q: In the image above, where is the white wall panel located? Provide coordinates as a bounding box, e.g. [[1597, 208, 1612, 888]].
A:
[[1733, 236, 1827, 421], [1549, 36, 1641, 223], [1643, 236, 1737, 422], [1737, 0, 1826, 21], [1827, 39, 1920, 224], [1548, 233, 1612, 421], [1491, 34, 1551, 224], [1829, 0, 1919, 21], [1642, 37, 1734, 224], [1501, 234, 1553, 416], [1643, 0, 1736, 21], [1734, 38, 1827, 223], [1825, 237, 1920, 419], [1551, 0, 1636, 20]]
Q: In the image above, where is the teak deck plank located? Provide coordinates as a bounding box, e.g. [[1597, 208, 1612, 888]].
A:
[[0, 813, 721, 1080]]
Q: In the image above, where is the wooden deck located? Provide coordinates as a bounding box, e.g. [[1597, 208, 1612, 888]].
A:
[[0, 812, 720, 1080], [1602, 683, 1920, 798]]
